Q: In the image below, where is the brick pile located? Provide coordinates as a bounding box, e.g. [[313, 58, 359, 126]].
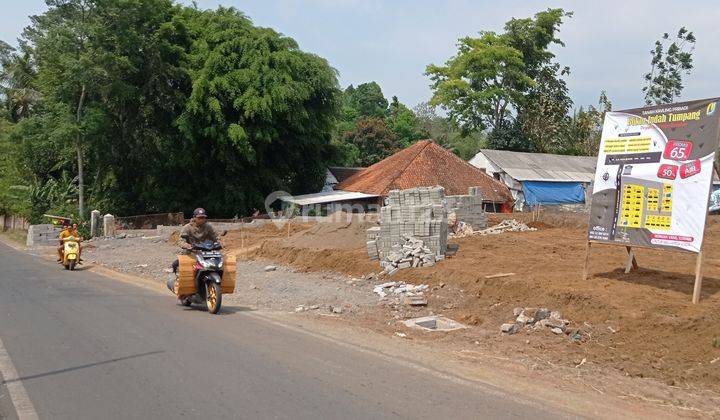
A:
[[366, 187, 448, 263]]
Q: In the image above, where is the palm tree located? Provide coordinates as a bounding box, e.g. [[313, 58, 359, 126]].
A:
[[0, 41, 40, 121]]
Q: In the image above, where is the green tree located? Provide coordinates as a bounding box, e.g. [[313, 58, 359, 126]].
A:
[[643, 27, 696, 105], [345, 82, 388, 119], [341, 118, 399, 166], [0, 42, 40, 122], [386, 96, 423, 146], [514, 63, 573, 153], [560, 92, 612, 156], [426, 32, 531, 133], [175, 7, 340, 215], [426, 9, 571, 141], [413, 101, 485, 159]]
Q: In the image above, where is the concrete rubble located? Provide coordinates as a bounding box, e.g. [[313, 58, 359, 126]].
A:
[[476, 219, 537, 235], [373, 281, 430, 306], [500, 307, 571, 336]]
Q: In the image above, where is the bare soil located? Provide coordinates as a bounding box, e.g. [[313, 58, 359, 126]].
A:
[[225, 213, 720, 396]]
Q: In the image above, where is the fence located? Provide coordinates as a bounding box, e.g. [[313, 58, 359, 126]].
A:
[[115, 212, 184, 230], [0, 214, 29, 231]]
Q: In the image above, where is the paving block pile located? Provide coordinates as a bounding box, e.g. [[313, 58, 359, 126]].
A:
[[377, 235, 444, 275], [366, 187, 448, 262], [444, 186, 488, 230]]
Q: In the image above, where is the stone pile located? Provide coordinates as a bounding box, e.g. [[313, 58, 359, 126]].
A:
[[445, 186, 488, 230], [500, 307, 571, 335], [378, 235, 443, 276], [476, 219, 536, 235], [366, 187, 448, 261]]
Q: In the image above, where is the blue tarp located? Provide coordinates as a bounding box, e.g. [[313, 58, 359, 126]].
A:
[[523, 181, 585, 206]]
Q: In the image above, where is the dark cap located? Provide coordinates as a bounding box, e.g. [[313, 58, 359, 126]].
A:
[[193, 208, 207, 218]]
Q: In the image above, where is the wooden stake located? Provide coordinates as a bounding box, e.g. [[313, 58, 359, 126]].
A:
[[582, 241, 592, 281], [624, 246, 638, 273], [287, 218, 291, 238], [692, 251, 704, 304]]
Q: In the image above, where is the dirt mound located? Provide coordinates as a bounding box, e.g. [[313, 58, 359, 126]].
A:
[[285, 218, 375, 250]]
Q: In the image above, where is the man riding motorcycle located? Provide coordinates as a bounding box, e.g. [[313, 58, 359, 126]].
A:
[[57, 222, 81, 262], [167, 208, 219, 292]]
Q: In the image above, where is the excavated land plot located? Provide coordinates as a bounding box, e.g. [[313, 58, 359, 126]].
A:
[[225, 212, 720, 394]]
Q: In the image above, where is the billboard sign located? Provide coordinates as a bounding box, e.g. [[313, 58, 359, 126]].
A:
[[588, 98, 720, 253]]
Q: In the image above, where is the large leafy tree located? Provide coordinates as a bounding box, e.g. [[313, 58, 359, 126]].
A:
[[175, 7, 340, 215], [426, 32, 531, 133], [426, 9, 572, 150], [2, 1, 340, 220], [643, 27, 696, 105]]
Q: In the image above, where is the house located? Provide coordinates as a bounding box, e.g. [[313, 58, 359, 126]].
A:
[[281, 140, 513, 213], [338, 140, 513, 211], [469, 149, 596, 211]]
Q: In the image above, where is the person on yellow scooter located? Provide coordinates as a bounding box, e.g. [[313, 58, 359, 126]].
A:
[[57, 222, 81, 262]]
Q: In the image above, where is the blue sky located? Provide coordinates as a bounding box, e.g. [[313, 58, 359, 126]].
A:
[[2, 0, 718, 111]]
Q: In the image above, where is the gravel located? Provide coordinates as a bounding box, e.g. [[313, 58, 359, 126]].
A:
[[82, 236, 378, 313]]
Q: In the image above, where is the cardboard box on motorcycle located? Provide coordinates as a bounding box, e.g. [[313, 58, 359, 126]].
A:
[[174, 253, 236, 296]]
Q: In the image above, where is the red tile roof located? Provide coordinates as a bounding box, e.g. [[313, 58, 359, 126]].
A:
[[337, 140, 513, 203]]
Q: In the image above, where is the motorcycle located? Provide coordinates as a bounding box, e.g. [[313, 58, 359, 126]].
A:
[[61, 236, 81, 270], [177, 239, 226, 314]]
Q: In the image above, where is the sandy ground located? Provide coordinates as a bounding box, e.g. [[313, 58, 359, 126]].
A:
[[71, 213, 720, 417]]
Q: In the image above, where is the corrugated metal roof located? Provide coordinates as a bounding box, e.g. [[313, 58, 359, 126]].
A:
[[279, 190, 379, 206], [476, 149, 597, 182]]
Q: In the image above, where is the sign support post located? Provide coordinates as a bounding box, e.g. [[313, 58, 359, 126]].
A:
[[624, 246, 638, 273], [582, 241, 592, 281], [692, 251, 704, 304]]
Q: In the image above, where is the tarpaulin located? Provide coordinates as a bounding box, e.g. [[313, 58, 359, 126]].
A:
[[523, 181, 585, 206]]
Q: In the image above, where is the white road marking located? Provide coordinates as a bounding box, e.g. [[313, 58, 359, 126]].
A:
[[0, 337, 39, 420]]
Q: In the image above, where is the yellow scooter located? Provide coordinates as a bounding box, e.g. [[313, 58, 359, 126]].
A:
[[62, 236, 81, 270]]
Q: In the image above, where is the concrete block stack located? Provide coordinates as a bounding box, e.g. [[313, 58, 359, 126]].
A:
[[26, 224, 62, 247], [366, 227, 381, 260], [366, 187, 448, 262], [445, 186, 488, 230]]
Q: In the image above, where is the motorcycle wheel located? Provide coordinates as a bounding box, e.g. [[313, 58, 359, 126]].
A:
[[64, 263, 70, 270], [68, 260, 76, 271], [205, 282, 222, 314]]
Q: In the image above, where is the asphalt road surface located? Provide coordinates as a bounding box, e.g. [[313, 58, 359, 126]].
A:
[[0, 243, 568, 419]]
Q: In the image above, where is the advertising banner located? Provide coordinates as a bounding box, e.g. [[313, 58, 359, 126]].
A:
[[588, 98, 720, 253]]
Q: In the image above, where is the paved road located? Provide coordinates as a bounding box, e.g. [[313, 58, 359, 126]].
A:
[[0, 243, 567, 419]]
